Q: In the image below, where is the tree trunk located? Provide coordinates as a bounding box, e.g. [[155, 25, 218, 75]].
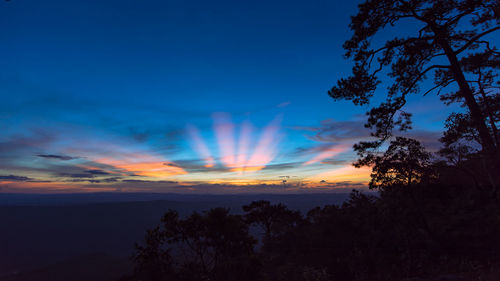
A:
[[478, 85, 500, 147], [437, 39, 498, 157], [434, 36, 500, 190]]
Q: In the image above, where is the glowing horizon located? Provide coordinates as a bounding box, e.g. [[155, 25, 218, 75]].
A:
[[0, 111, 373, 193]]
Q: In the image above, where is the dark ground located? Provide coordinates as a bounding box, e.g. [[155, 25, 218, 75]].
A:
[[0, 192, 352, 281]]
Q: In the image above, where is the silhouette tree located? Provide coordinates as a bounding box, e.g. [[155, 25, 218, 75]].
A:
[[354, 137, 433, 188], [132, 208, 259, 281], [133, 227, 175, 281], [329, 0, 500, 178], [242, 200, 302, 240]]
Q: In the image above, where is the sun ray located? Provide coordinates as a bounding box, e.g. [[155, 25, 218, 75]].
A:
[[244, 115, 282, 173], [186, 125, 215, 168], [213, 112, 237, 168], [234, 120, 252, 174]]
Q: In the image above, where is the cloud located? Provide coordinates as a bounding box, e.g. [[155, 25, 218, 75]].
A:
[[121, 179, 179, 184], [0, 130, 56, 158], [37, 154, 77, 161], [59, 173, 95, 178], [401, 130, 443, 152], [101, 177, 122, 183], [0, 176, 370, 193], [290, 119, 369, 167], [85, 169, 110, 175], [316, 180, 368, 189], [163, 159, 229, 173], [289, 126, 319, 132], [96, 158, 187, 178], [262, 162, 302, 172], [307, 165, 371, 184], [293, 118, 371, 143], [0, 175, 34, 181], [319, 159, 348, 166], [28, 161, 125, 181], [0, 126, 187, 187], [294, 118, 443, 152], [277, 101, 291, 108], [129, 128, 150, 142], [56, 168, 118, 181], [164, 162, 182, 168], [86, 177, 123, 184], [303, 144, 350, 165], [292, 143, 352, 167]]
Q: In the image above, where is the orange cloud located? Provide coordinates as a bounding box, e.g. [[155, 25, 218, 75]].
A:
[[0, 181, 117, 193], [96, 155, 187, 178], [307, 165, 371, 184]]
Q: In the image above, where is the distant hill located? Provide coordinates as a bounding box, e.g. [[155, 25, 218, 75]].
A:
[[0, 192, 356, 206], [1, 253, 131, 281]]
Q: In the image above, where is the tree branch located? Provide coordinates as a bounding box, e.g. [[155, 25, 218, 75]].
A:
[[423, 79, 454, 96], [403, 64, 451, 96], [454, 26, 500, 55]]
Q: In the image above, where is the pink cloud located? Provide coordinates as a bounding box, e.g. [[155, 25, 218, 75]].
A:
[[303, 144, 350, 165]]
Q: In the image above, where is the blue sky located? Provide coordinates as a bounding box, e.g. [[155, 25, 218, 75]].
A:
[[0, 0, 461, 193]]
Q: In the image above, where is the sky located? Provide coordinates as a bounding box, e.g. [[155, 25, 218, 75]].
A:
[[0, 0, 461, 193]]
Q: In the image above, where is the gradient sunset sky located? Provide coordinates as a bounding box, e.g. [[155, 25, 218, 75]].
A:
[[0, 0, 466, 193]]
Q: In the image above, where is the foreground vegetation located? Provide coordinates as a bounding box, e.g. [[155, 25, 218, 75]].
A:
[[122, 180, 500, 281]]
